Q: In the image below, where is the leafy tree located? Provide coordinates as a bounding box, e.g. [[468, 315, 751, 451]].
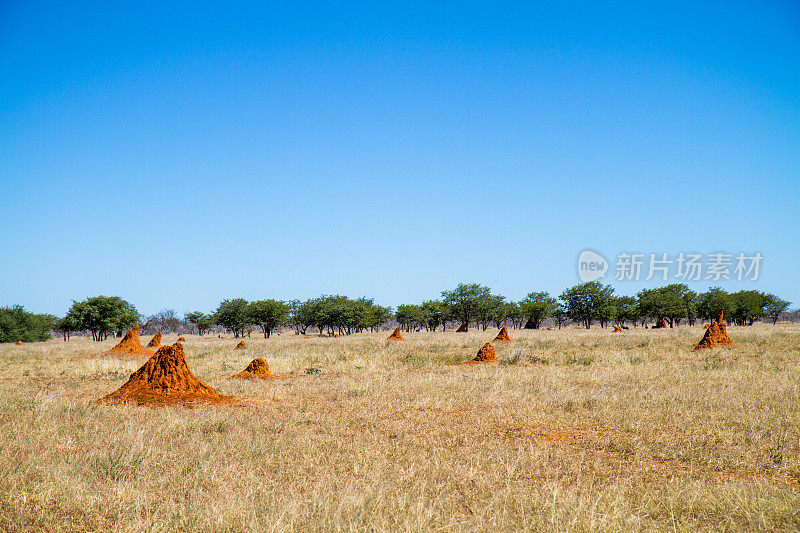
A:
[[636, 284, 692, 327], [682, 289, 699, 326], [248, 299, 290, 338], [613, 296, 639, 326], [729, 290, 767, 326], [55, 315, 77, 341], [441, 283, 493, 332], [552, 304, 568, 329], [212, 298, 251, 338], [696, 287, 734, 322], [763, 294, 790, 325], [185, 311, 213, 335], [504, 301, 525, 329], [0, 306, 52, 343], [396, 304, 425, 332], [519, 291, 557, 329], [559, 281, 615, 329], [65, 296, 140, 341], [420, 300, 446, 331]]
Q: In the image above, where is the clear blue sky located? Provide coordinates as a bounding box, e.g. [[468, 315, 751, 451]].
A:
[[1, 1, 799, 316]]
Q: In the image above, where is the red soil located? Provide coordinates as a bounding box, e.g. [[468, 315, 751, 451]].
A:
[[493, 326, 511, 342], [692, 311, 735, 351], [230, 357, 291, 380], [98, 342, 234, 407], [234, 340, 246, 350], [651, 317, 668, 329], [461, 342, 497, 364], [387, 327, 405, 341], [107, 325, 156, 357], [146, 331, 162, 348], [455, 322, 468, 332]]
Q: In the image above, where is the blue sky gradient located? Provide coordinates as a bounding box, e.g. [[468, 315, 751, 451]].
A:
[[1, 1, 799, 316]]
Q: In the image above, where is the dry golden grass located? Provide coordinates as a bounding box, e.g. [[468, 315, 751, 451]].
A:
[[0, 324, 799, 531]]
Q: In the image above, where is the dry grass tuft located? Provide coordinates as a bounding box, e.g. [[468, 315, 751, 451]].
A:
[[0, 324, 799, 530]]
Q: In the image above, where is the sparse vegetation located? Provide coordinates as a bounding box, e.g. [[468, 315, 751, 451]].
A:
[[0, 324, 798, 530]]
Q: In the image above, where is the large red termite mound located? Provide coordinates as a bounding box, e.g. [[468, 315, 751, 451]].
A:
[[455, 322, 468, 333], [107, 325, 155, 357], [387, 328, 405, 341], [692, 311, 735, 351], [146, 331, 162, 348], [493, 326, 511, 342], [99, 342, 233, 407], [234, 340, 246, 350], [461, 342, 497, 364]]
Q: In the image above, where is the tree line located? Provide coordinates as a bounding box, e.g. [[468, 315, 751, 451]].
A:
[[0, 283, 793, 342]]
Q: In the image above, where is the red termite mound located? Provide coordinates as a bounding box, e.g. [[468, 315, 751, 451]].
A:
[[692, 311, 735, 351], [177, 336, 186, 342], [612, 325, 623, 333], [461, 342, 497, 364], [146, 331, 162, 348], [15, 340, 23, 345], [234, 340, 246, 350], [493, 326, 511, 342], [652, 317, 668, 329], [387, 328, 405, 341], [455, 322, 468, 333], [107, 325, 155, 357], [230, 357, 290, 380], [99, 342, 233, 407]]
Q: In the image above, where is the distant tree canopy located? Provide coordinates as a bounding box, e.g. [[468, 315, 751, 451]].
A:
[[519, 291, 557, 329], [248, 299, 290, 338], [0, 306, 53, 343], [144, 309, 181, 334], [65, 296, 139, 341], [441, 283, 496, 332], [636, 284, 696, 327], [559, 281, 615, 329], [212, 298, 251, 338], [185, 311, 214, 335]]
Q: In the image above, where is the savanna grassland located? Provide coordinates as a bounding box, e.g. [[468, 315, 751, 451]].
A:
[[0, 325, 799, 532]]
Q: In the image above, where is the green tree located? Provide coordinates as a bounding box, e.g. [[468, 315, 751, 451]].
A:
[[696, 287, 734, 322], [212, 298, 251, 338], [519, 291, 557, 329], [248, 299, 290, 338], [185, 311, 213, 335], [763, 294, 790, 325], [441, 283, 493, 332], [396, 304, 426, 332], [613, 296, 638, 326], [636, 284, 692, 327], [0, 306, 52, 343], [729, 290, 768, 326], [559, 281, 615, 329], [66, 296, 140, 341]]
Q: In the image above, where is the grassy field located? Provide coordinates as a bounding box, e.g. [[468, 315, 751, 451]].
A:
[[0, 324, 799, 531]]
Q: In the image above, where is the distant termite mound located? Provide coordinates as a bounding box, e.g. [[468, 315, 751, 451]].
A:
[[456, 322, 468, 333], [230, 357, 291, 380], [387, 328, 405, 341], [692, 311, 735, 351], [99, 342, 234, 407], [612, 325, 623, 333], [493, 326, 511, 342], [177, 336, 186, 342], [652, 317, 668, 329], [234, 340, 246, 350], [15, 340, 23, 345], [146, 331, 162, 348], [461, 342, 497, 364], [106, 325, 155, 357]]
